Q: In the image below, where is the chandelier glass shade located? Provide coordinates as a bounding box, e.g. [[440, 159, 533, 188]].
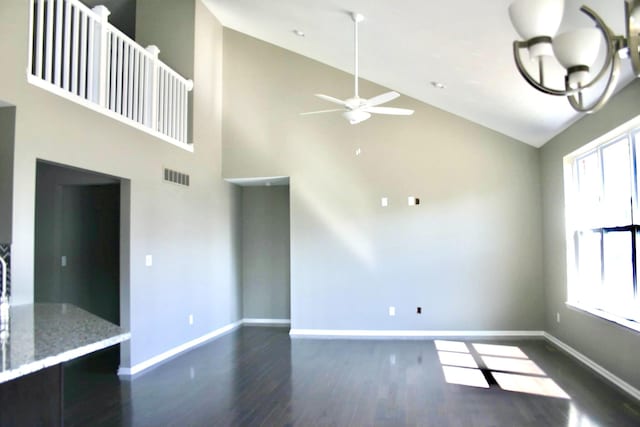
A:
[[509, 0, 640, 113]]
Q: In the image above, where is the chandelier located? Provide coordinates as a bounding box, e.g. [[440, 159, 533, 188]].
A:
[[508, 0, 640, 113]]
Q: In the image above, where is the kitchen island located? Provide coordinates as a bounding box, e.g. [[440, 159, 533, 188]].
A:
[[0, 303, 130, 426]]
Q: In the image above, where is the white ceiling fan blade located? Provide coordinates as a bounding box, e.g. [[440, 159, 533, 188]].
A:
[[365, 106, 414, 116], [300, 109, 345, 116], [315, 94, 348, 106], [366, 91, 400, 107]]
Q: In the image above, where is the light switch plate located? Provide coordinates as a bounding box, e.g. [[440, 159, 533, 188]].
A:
[[145, 255, 153, 267]]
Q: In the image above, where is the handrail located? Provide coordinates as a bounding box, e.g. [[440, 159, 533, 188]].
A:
[[27, 0, 194, 149]]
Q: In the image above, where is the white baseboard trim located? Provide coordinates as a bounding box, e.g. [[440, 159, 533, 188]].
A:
[[543, 332, 640, 401], [242, 318, 291, 326], [118, 320, 243, 377], [289, 329, 545, 339]]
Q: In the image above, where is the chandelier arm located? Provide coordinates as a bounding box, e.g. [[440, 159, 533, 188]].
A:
[[628, 0, 640, 76], [567, 53, 621, 113], [512, 41, 569, 96]]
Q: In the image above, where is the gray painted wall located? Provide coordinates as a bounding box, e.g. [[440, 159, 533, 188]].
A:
[[241, 186, 290, 320], [541, 80, 640, 391], [0, 106, 15, 244], [0, 0, 241, 369], [222, 30, 544, 331], [82, 0, 136, 39]]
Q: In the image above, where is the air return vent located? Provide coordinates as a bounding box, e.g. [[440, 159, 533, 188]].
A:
[[163, 168, 190, 187]]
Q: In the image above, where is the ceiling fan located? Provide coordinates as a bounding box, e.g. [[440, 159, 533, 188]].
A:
[[301, 12, 414, 125]]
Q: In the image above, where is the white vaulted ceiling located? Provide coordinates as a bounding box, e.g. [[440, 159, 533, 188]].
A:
[[203, 0, 636, 147]]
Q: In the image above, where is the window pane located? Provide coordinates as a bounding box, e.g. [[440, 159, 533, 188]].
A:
[[602, 231, 634, 318], [575, 152, 602, 229], [576, 231, 602, 306], [602, 138, 632, 226]]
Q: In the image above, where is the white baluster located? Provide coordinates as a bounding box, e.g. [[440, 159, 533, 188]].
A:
[[36, 0, 45, 78], [159, 69, 165, 133], [54, 0, 63, 85], [71, 4, 79, 94], [185, 79, 193, 144], [127, 47, 134, 119], [92, 5, 110, 106], [116, 37, 122, 113], [132, 50, 139, 123], [63, 0, 71, 90], [79, 11, 87, 98], [122, 43, 129, 117], [176, 80, 184, 141], [45, 0, 54, 82], [146, 45, 160, 130], [109, 33, 117, 110], [28, 0, 36, 76]]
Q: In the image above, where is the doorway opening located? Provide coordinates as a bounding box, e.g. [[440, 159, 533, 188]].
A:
[[227, 176, 291, 327], [34, 160, 129, 381]]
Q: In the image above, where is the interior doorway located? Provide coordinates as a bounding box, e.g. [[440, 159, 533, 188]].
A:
[[34, 161, 126, 379], [227, 176, 291, 326]]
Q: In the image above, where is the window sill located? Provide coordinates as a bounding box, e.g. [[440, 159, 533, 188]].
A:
[[566, 302, 640, 334]]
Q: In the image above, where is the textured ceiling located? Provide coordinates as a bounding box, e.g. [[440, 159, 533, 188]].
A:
[[203, 0, 636, 147]]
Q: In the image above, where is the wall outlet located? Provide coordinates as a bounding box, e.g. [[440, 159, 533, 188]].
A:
[[61, 255, 67, 267], [188, 314, 194, 325], [381, 197, 388, 207], [388, 306, 396, 316], [556, 312, 560, 323], [416, 306, 422, 314], [145, 255, 153, 267]]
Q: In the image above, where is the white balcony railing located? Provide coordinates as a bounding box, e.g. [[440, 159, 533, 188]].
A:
[[27, 0, 194, 149]]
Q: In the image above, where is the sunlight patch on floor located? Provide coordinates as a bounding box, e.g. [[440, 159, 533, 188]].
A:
[[438, 351, 478, 368], [436, 341, 571, 400], [493, 372, 570, 399], [481, 355, 545, 376], [441, 366, 490, 388], [472, 343, 528, 359]]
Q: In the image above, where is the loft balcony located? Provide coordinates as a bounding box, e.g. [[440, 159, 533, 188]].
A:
[[27, 0, 193, 151]]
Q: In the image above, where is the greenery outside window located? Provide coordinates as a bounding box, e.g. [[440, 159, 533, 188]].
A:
[[564, 124, 640, 331]]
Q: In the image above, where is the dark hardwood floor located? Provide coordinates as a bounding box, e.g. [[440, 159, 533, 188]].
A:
[[64, 327, 640, 426]]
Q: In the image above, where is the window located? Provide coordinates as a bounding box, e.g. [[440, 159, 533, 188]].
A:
[[564, 125, 640, 330]]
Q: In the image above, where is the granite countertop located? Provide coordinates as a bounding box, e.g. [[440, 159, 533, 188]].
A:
[[0, 303, 130, 384]]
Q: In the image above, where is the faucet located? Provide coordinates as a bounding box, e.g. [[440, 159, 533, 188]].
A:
[[0, 255, 9, 340]]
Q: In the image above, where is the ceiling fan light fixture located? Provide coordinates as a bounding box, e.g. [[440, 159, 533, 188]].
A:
[[343, 110, 371, 124], [300, 11, 413, 123]]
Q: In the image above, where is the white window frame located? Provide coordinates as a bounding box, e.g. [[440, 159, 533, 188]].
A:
[[563, 115, 640, 333]]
